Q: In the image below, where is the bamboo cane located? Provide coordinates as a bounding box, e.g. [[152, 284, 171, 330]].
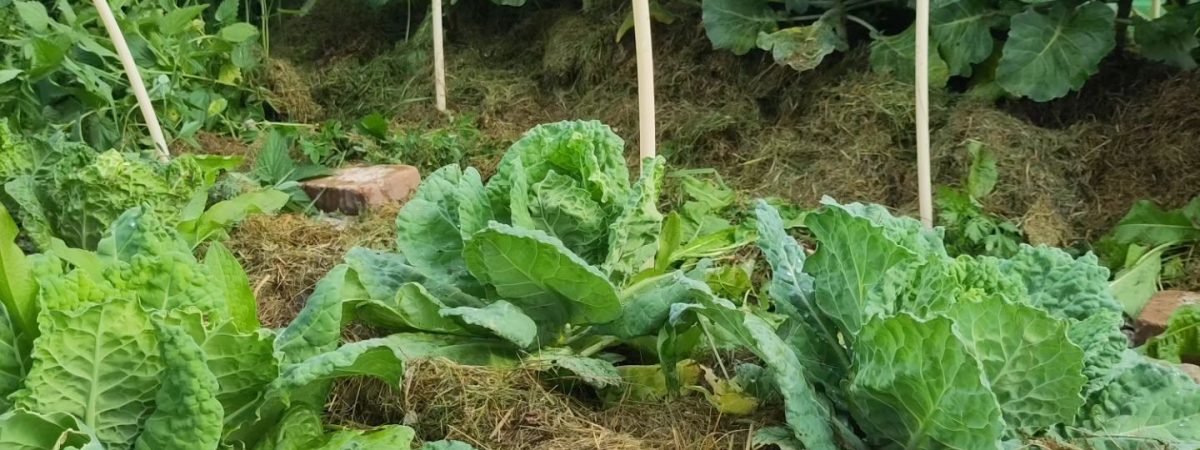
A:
[[915, 0, 933, 228], [632, 0, 656, 159], [432, 0, 447, 113]]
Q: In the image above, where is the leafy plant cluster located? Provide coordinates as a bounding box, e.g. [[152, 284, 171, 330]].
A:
[[669, 197, 1200, 449], [0, 120, 286, 251], [0, 0, 265, 150], [1097, 195, 1200, 318], [305, 120, 772, 395], [0, 203, 475, 449], [702, 0, 1200, 101], [936, 140, 1023, 258]]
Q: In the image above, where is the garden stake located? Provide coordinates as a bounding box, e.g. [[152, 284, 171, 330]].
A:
[[633, 0, 657, 159], [433, 0, 448, 113], [915, 0, 933, 227]]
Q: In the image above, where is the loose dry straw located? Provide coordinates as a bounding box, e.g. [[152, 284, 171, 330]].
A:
[[432, 0, 447, 112], [632, 0, 656, 159], [91, 0, 169, 161], [915, 0, 933, 227]]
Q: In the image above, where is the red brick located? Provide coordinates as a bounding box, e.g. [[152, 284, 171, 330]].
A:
[[301, 165, 421, 215], [1180, 364, 1200, 384], [1134, 290, 1200, 344]]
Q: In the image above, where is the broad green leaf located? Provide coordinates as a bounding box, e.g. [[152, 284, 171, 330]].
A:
[[0, 410, 97, 450], [1110, 199, 1200, 246], [603, 157, 665, 284], [204, 242, 261, 332], [0, 69, 21, 85], [255, 406, 324, 450], [441, 300, 537, 348], [849, 314, 1004, 450], [931, 0, 999, 77], [344, 247, 485, 309], [1134, 11, 1199, 70], [396, 165, 474, 291], [1068, 310, 1129, 395], [269, 337, 408, 406], [354, 282, 467, 334], [0, 204, 35, 341], [701, 0, 779, 55], [944, 300, 1086, 428], [870, 26, 951, 87], [995, 1, 1116, 101], [507, 159, 537, 229], [359, 333, 518, 366], [1001, 245, 1123, 321], [313, 425, 416, 449], [218, 22, 260, 43], [177, 189, 289, 245], [805, 206, 917, 336], [457, 167, 493, 241], [600, 271, 712, 339], [14, 1, 52, 32], [754, 200, 847, 385], [1142, 304, 1199, 364], [1109, 244, 1165, 317], [5, 177, 55, 250], [274, 265, 352, 366], [529, 352, 621, 388], [197, 322, 277, 437], [158, 5, 208, 35], [530, 171, 606, 260], [1081, 357, 1200, 448], [0, 306, 21, 411], [464, 223, 621, 330], [743, 313, 837, 450], [216, 0, 240, 23], [667, 227, 745, 262], [15, 300, 162, 447], [95, 210, 223, 319], [135, 322, 223, 450], [965, 140, 998, 200], [756, 15, 848, 72]]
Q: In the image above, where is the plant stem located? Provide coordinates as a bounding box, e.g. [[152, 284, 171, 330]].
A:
[[845, 14, 880, 35], [1116, 0, 1134, 49], [578, 336, 618, 357]]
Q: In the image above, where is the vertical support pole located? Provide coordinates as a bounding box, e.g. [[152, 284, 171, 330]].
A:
[[915, 0, 933, 228], [1151, 0, 1162, 18], [632, 0, 656, 159], [432, 0, 447, 113], [92, 0, 170, 161]]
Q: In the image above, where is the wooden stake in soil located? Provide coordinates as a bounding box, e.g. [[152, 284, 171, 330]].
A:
[[432, 0, 447, 113], [632, 0, 656, 159], [92, 0, 170, 161], [915, 0, 933, 227]]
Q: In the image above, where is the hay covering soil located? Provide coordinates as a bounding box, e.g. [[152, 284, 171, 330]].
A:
[[328, 360, 779, 450], [226, 208, 397, 328]]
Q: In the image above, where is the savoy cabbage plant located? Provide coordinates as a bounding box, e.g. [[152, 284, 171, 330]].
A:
[[0, 120, 287, 251], [337, 120, 754, 386], [0, 205, 426, 450], [669, 198, 1200, 449]]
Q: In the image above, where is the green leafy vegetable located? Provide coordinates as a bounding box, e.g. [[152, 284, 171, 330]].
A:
[[995, 1, 1116, 101], [134, 321, 223, 450], [849, 314, 1004, 449]]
